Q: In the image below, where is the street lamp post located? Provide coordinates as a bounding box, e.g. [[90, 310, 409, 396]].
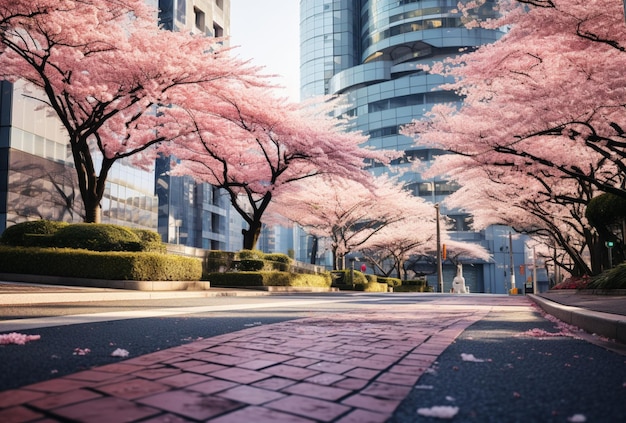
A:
[[435, 203, 443, 293], [509, 232, 516, 293]]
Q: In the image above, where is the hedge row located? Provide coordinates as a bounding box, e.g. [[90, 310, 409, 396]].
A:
[[208, 271, 330, 288], [0, 246, 202, 281], [329, 270, 433, 292], [203, 249, 292, 277], [1, 221, 165, 253]]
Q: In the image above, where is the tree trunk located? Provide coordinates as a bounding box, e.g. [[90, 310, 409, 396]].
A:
[[83, 198, 101, 223], [332, 247, 342, 270], [242, 221, 262, 250]]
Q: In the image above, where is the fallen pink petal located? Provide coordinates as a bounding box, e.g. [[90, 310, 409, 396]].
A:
[[520, 328, 563, 338], [73, 348, 91, 356], [417, 406, 460, 419], [0, 332, 41, 345], [461, 353, 487, 362], [567, 414, 587, 422], [110, 348, 130, 357]]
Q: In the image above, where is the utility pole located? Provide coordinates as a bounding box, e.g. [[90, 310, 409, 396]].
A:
[[532, 247, 538, 295], [435, 203, 443, 293]]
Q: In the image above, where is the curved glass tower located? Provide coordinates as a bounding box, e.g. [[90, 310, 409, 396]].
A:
[[301, 0, 500, 207], [300, 0, 517, 292]]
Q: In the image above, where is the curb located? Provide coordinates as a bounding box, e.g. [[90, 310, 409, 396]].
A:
[[0, 272, 211, 291], [0, 287, 273, 306], [528, 294, 626, 345]]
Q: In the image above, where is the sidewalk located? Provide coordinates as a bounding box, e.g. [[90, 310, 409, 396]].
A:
[[529, 291, 626, 345], [0, 281, 273, 305]]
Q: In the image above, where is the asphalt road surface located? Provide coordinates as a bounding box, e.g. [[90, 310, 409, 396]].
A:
[[0, 293, 403, 390], [390, 306, 626, 422], [1, 293, 625, 422]]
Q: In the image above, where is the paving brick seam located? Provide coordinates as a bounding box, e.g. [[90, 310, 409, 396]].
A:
[[0, 305, 497, 422]]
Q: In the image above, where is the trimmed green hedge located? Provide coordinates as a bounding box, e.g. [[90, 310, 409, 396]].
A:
[[1, 221, 165, 253], [331, 270, 389, 291], [1, 220, 69, 246], [331, 269, 367, 286], [208, 271, 330, 288], [129, 228, 166, 253], [0, 246, 201, 281], [49, 223, 142, 251], [377, 276, 402, 287], [236, 250, 292, 272], [353, 280, 389, 292], [395, 279, 433, 292], [203, 250, 237, 275]]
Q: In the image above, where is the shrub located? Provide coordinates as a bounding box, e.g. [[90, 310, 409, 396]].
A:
[[1, 220, 68, 246], [239, 249, 264, 260], [354, 280, 389, 292], [129, 228, 166, 253], [51, 223, 143, 252], [203, 250, 236, 275], [588, 265, 626, 290], [234, 251, 293, 272], [331, 269, 367, 286], [377, 276, 402, 287], [0, 246, 201, 281], [208, 271, 330, 288], [552, 275, 591, 290], [395, 278, 433, 292], [264, 253, 292, 271], [0, 221, 166, 252], [239, 259, 265, 271]]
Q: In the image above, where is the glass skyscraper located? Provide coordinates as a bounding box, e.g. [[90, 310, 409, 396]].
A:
[[156, 0, 244, 251], [299, 0, 526, 292]]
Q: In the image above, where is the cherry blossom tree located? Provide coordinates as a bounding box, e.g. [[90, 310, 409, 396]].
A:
[[432, 154, 598, 276], [166, 92, 395, 250], [403, 0, 626, 275], [360, 220, 435, 279], [0, 0, 263, 222], [269, 175, 438, 270]]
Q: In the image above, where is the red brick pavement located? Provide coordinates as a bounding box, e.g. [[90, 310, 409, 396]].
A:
[[0, 300, 529, 422]]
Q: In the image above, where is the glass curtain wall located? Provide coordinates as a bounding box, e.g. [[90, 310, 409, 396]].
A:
[[299, 0, 516, 291]]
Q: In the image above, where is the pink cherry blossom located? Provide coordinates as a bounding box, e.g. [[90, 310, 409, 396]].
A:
[[0, 332, 41, 345], [402, 0, 626, 277]]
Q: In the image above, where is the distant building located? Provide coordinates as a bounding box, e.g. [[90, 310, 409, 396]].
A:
[[297, 0, 527, 292], [156, 0, 244, 251]]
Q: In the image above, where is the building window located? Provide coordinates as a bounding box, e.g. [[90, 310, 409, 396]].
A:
[[213, 23, 223, 38], [215, 0, 223, 10], [194, 7, 205, 32], [176, 0, 186, 25]]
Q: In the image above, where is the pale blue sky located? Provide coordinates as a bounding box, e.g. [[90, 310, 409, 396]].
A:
[[230, 0, 300, 100]]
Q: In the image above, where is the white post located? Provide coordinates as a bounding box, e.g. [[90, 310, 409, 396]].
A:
[[509, 232, 516, 292]]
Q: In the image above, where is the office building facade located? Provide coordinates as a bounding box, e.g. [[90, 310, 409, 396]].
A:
[[156, 0, 244, 251], [0, 0, 244, 252], [299, 0, 528, 292]]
